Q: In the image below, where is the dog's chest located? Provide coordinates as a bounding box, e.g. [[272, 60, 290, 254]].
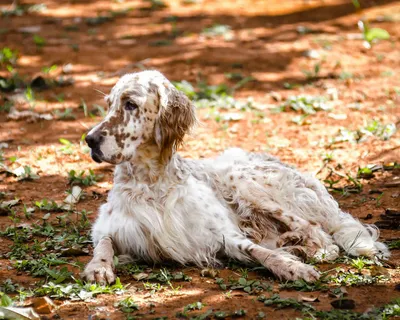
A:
[[106, 177, 236, 262]]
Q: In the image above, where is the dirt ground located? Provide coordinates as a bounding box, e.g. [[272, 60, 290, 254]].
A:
[[0, 0, 400, 319]]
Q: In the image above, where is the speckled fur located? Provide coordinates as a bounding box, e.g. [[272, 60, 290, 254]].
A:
[[82, 70, 389, 284]]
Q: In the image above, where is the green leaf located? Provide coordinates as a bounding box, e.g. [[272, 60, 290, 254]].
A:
[[1, 294, 12, 307], [238, 277, 247, 286], [59, 138, 71, 146], [364, 28, 390, 43]]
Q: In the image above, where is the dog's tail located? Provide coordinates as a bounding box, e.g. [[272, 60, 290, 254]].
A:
[[330, 211, 390, 259]]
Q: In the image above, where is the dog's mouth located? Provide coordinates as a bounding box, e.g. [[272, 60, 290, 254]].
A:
[[90, 149, 104, 163]]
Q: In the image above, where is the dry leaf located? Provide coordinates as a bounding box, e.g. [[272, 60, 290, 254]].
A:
[[200, 268, 219, 278], [370, 265, 390, 277], [0, 306, 40, 319], [133, 272, 149, 281], [63, 186, 83, 206], [298, 294, 319, 302], [31, 297, 55, 314]]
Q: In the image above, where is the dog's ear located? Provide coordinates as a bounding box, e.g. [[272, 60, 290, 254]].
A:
[[154, 83, 197, 164]]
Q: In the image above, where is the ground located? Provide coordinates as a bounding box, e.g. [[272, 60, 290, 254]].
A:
[[0, 0, 400, 319]]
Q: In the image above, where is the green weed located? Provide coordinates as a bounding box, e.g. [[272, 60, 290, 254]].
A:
[[35, 277, 125, 300], [277, 95, 330, 114], [0, 47, 18, 66], [54, 108, 76, 120], [258, 294, 315, 312], [68, 169, 103, 186], [33, 34, 46, 48], [215, 277, 272, 294], [116, 296, 140, 313], [358, 20, 390, 47], [387, 240, 400, 249], [279, 278, 328, 292]]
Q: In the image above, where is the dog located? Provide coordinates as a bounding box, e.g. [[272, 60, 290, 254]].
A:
[[82, 70, 389, 284]]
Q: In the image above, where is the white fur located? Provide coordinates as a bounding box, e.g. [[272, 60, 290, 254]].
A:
[[82, 71, 389, 284]]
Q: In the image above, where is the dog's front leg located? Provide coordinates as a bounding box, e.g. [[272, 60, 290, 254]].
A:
[[82, 236, 116, 285]]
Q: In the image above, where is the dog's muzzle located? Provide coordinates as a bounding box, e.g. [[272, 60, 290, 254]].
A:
[[85, 132, 104, 163]]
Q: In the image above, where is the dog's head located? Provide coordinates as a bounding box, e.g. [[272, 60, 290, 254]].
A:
[[86, 70, 197, 165]]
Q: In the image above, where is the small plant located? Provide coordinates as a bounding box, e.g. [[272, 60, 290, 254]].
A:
[[350, 258, 366, 271], [358, 20, 390, 48], [279, 278, 328, 292], [258, 294, 315, 312], [357, 167, 374, 179], [116, 296, 139, 313], [201, 24, 232, 39], [0, 47, 18, 66], [331, 121, 396, 145], [59, 138, 74, 155], [33, 34, 46, 48], [54, 108, 76, 120], [387, 240, 400, 249], [24, 86, 35, 104], [215, 277, 271, 294], [35, 199, 64, 212], [42, 64, 58, 74], [68, 169, 103, 186], [0, 279, 18, 293], [177, 301, 204, 317], [278, 95, 330, 115], [14, 165, 39, 181], [144, 0, 167, 10], [35, 277, 125, 300], [302, 62, 321, 80], [331, 269, 388, 286]]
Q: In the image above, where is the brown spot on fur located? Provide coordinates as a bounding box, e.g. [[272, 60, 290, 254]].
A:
[[131, 136, 138, 141]]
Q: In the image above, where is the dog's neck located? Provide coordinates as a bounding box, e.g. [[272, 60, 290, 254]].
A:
[[114, 144, 182, 185]]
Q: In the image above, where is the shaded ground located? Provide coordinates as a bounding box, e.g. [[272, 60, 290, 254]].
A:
[[0, 0, 400, 319]]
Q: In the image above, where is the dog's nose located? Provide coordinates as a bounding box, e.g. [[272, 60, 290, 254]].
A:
[[85, 132, 101, 148]]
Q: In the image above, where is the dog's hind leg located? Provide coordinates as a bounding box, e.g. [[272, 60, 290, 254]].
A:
[[224, 235, 320, 282], [81, 236, 116, 285]]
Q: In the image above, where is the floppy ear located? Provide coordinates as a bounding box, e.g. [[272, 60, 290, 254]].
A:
[[154, 84, 197, 164]]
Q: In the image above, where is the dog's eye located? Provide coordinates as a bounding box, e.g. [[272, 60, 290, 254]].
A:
[[125, 101, 138, 111]]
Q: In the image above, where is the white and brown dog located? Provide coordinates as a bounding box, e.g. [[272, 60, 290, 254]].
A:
[[82, 70, 389, 284]]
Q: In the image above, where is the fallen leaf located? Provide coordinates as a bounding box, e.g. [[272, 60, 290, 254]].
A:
[[329, 287, 348, 298], [0, 306, 40, 319], [60, 245, 89, 256], [7, 109, 53, 123], [200, 268, 219, 278], [0, 199, 20, 215], [370, 266, 390, 277], [328, 113, 347, 120], [133, 272, 149, 281], [18, 26, 42, 33], [31, 297, 55, 314], [63, 186, 83, 205], [298, 294, 319, 302], [221, 113, 244, 121]]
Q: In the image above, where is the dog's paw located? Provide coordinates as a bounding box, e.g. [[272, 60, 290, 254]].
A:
[[277, 231, 303, 247], [81, 258, 116, 285], [275, 261, 320, 283], [292, 262, 320, 282]]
